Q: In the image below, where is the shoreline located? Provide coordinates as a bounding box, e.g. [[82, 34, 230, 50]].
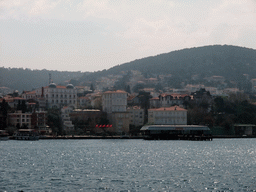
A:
[[8, 135, 256, 140]]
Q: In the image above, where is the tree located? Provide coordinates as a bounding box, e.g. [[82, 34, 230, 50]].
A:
[[90, 83, 95, 92], [125, 85, 131, 94], [47, 109, 62, 135], [132, 83, 145, 93], [137, 91, 152, 124], [155, 83, 163, 92], [21, 100, 27, 113], [0, 99, 9, 129]]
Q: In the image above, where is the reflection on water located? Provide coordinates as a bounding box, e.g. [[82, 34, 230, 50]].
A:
[[1, 139, 256, 191]]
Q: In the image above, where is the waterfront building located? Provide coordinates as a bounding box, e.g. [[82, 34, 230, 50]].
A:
[[148, 106, 187, 125], [234, 124, 256, 136], [61, 106, 74, 134], [31, 110, 48, 129], [8, 111, 32, 128], [102, 90, 129, 134], [141, 125, 212, 140], [111, 112, 130, 134], [69, 109, 104, 133]]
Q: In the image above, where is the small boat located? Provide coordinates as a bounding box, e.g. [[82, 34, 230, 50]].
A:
[[13, 129, 39, 140], [0, 130, 9, 141]]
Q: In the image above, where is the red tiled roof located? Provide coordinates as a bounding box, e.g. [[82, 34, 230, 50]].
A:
[[104, 90, 127, 94], [159, 93, 190, 99], [149, 106, 187, 111], [127, 95, 137, 101], [150, 97, 159, 100]]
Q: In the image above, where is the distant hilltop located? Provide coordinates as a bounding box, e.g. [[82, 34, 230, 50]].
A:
[[80, 44, 256, 82], [79, 45, 256, 92], [1, 45, 256, 93]]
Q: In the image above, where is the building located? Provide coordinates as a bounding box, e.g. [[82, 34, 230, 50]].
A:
[[158, 93, 192, 108], [77, 96, 91, 108], [141, 125, 212, 140], [3, 96, 26, 109], [31, 110, 47, 129], [102, 90, 129, 134], [102, 90, 127, 113], [111, 112, 130, 134], [127, 106, 144, 127], [150, 97, 160, 108], [234, 124, 256, 136], [69, 109, 104, 133], [191, 88, 213, 107], [8, 111, 32, 128], [148, 106, 187, 125], [61, 106, 75, 134], [35, 83, 77, 109]]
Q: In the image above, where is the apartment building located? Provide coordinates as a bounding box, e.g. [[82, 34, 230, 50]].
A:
[[127, 106, 144, 127], [8, 111, 32, 128], [102, 90, 129, 134]]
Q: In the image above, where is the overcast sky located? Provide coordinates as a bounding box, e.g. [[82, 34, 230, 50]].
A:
[[1, 0, 256, 72]]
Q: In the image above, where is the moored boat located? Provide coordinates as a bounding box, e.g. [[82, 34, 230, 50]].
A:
[[13, 129, 39, 140], [0, 130, 9, 141]]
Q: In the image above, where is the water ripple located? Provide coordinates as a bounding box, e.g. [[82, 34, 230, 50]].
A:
[[1, 139, 256, 191]]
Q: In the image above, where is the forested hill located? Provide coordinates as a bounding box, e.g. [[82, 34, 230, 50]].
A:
[[0, 68, 85, 92], [2, 45, 256, 93], [80, 45, 256, 82]]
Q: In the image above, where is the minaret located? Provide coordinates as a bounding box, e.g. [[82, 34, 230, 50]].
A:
[[49, 73, 52, 84]]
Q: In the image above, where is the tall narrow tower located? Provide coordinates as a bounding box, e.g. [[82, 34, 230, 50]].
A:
[[49, 73, 52, 84]]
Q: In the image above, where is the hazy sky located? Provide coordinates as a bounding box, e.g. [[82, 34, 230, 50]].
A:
[[1, 0, 256, 72]]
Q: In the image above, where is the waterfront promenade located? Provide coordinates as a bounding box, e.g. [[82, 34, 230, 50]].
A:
[[8, 135, 256, 140]]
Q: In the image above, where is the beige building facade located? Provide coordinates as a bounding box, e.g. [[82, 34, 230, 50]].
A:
[[127, 106, 144, 127], [148, 106, 187, 125]]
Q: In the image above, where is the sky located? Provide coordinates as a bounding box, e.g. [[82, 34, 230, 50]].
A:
[[1, 0, 256, 72]]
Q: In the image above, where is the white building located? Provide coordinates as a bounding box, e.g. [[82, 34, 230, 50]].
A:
[[102, 90, 127, 114], [148, 106, 187, 125], [35, 83, 77, 109], [61, 106, 74, 133]]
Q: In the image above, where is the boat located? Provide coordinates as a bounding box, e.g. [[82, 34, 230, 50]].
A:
[[0, 130, 9, 141], [13, 129, 39, 140]]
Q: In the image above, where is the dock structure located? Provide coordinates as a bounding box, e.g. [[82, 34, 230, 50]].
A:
[[140, 125, 213, 141]]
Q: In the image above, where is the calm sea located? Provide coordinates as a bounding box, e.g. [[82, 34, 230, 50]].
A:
[[1, 139, 256, 191]]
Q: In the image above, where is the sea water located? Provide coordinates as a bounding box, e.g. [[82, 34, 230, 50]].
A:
[[1, 139, 256, 191]]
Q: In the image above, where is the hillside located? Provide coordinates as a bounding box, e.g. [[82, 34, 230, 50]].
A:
[[0, 68, 86, 92], [2, 45, 256, 93], [80, 45, 256, 85]]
